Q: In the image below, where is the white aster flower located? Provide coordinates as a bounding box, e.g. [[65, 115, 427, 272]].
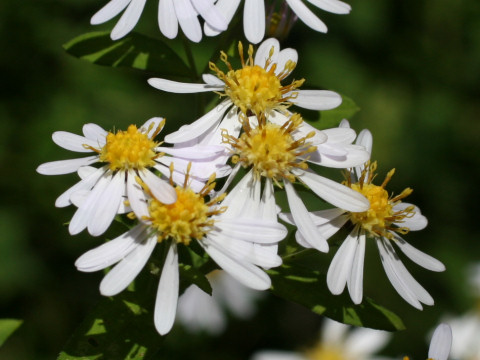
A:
[[177, 270, 263, 334], [75, 171, 287, 335], [281, 122, 445, 309], [251, 318, 390, 360], [205, 0, 351, 44], [91, 0, 228, 42], [148, 38, 342, 144], [36, 117, 227, 236], [221, 112, 369, 254]]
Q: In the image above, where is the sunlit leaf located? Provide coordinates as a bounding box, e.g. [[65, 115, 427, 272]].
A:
[[63, 31, 193, 78], [268, 249, 405, 331], [0, 319, 22, 347]]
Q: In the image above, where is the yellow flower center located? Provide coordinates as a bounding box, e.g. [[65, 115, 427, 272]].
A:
[[346, 161, 415, 239], [142, 170, 226, 246], [209, 42, 304, 116], [222, 114, 316, 185], [98, 124, 160, 171], [305, 345, 346, 360], [148, 187, 211, 246]]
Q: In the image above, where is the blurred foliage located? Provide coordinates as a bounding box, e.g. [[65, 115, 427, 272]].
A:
[[0, 0, 479, 358]]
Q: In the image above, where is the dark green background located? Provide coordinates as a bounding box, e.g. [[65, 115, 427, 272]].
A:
[[1, 0, 479, 358]]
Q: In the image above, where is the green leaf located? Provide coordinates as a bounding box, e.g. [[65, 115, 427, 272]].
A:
[[179, 263, 212, 296], [268, 250, 405, 331], [63, 31, 193, 78], [0, 319, 22, 347], [304, 95, 361, 130]]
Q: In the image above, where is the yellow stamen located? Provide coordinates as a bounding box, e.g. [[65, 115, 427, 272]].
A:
[[91, 123, 162, 171], [209, 41, 304, 116], [222, 113, 316, 185], [347, 161, 416, 239], [142, 165, 226, 245]]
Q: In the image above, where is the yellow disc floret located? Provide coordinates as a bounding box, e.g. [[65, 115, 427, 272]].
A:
[[141, 167, 226, 246], [346, 161, 415, 239], [223, 113, 316, 185], [99, 124, 160, 171], [209, 42, 304, 116], [148, 187, 210, 246]]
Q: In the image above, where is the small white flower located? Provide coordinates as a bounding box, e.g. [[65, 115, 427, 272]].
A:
[[36, 118, 227, 236], [148, 38, 342, 144], [251, 318, 390, 360], [221, 113, 369, 254], [282, 121, 445, 309], [177, 270, 263, 334], [427, 323, 453, 360], [91, 0, 228, 42], [206, 0, 352, 44], [75, 172, 287, 335]]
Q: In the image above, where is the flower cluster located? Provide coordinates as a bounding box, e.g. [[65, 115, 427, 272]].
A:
[[37, 0, 449, 348]]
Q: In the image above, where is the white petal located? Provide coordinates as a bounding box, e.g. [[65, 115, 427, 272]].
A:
[[255, 38, 280, 68], [36, 156, 98, 175], [55, 166, 106, 207], [100, 235, 157, 296], [192, 0, 227, 31], [91, 0, 131, 24], [154, 242, 179, 335], [217, 218, 287, 244], [393, 202, 428, 231], [355, 129, 373, 155], [208, 233, 282, 268], [200, 239, 271, 290], [315, 214, 349, 240], [251, 352, 305, 360], [75, 224, 148, 272], [243, 0, 265, 44], [393, 235, 445, 272], [110, 0, 147, 40], [428, 323, 452, 360], [52, 131, 99, 153], [164, 101, 231, 143], [158, 0, 178, 39], [88, 171, 125, 236], [204, 0, 241, 36], [322, 127, 357, 144], [307, 0, 351, 14], [260, 178, 277, 220], [126, 170, 149, 219], [202, 73, 225, 86], [83, 123, 108, 142], [158, 144, 226, 160], [292, 90, 342, 110], [286, 0, 328, 32], [69, 173, 113, 235], [347, 231, 366, 304], [148, 78, 220, 93], [294, 169, 369, 212], [276, 48, 298, 76], [221, 169, 256, 216], [376, 238, 433, 309], [309, 144, 370, 168], [285, 180, 329, 252], [174, 0, 202, 42], [140, 169, 176, 204], [327, 228, 358, 295], [78, 165, 98, 180], [281, 207, 345, 225], [344, 327, 391, 357]]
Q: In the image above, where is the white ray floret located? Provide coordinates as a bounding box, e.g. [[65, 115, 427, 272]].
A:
[[91, 0, 228, 42], [37, 117, 229, 236], [148, 38, 342, 144], [75, 172, 287, 335]]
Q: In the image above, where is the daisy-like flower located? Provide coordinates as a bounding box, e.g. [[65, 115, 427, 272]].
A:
[[36, 117, 227, 237], [177, 270, 263, 334], [281, 123, 445, 309], [205, 0, 352, 44], [148, 38, 342, 144], [251, 318, 391, 360], [221, 112, 369, 253], [91, 0, 228, 42], [75, 168, 287, 335]]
